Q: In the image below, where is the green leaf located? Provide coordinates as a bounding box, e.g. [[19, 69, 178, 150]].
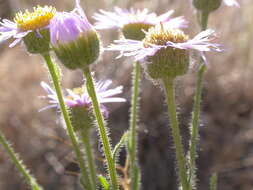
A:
[[98, 175, 110, 190], [112, 131, 129, 161]]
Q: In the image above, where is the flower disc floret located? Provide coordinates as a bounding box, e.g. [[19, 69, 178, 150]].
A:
[[143, 26, 189, 46], [14, 5, 56, 31]]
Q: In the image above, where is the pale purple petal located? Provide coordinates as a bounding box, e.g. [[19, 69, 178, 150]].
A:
[[156, 10, 174, 22], [50, 6, 93, 47], [107, 39, 162, 61], [9, 38, 22, 47], [223, 0, 240, 7], [98, 86, 123, 98], [100, 97, 126, 103], [93, 7, 187, 30], [39, 104, 58, 112], [41, 81, 55, 95], [166, 29, 222, 52]]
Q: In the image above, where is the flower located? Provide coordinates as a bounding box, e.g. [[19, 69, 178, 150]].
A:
[[0, 5, 56, 51], [107, 24, 221, 79], [93, 7, 187, 40], [40, 80, 126, 118], [50, 0, 100, 69]]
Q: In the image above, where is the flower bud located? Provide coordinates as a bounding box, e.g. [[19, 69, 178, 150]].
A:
[[50, 11, 100, 70], [68, 106, 94, 132], [122, 23, 153, 41], [193, 0, 222, 12]]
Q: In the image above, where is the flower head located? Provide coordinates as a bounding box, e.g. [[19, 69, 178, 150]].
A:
[[0, 5, 56, 52], [93, 7, 187, 40], [107, 24, 221, 79], [50, 0, 100, 70], [40, 80, 126, 118]]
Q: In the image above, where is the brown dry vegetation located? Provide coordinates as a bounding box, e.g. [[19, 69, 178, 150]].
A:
[[0, 0, 253, 189]]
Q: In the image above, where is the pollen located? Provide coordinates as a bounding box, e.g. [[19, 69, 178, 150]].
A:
[[14, 5, 56, 31], [143, 23, 189, 47]]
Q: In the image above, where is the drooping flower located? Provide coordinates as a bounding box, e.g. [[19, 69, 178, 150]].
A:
[[0, 5, 56, 53], [40, 80, 126, 118], [93, 7, 187, 40], [49, 0, 100, 70], [193, 0, 239, 13], [107, 24, 221, 79]]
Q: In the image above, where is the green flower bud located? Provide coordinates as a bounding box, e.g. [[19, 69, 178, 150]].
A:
[[193, 0, 222, 12], [122, 23, 153, 40], [52, 31, 100, 70], [68, 106, 94, 132]]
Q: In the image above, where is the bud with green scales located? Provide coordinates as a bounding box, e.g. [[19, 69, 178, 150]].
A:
[[50, 8, 100, 70], [67, 87, 95, 131]]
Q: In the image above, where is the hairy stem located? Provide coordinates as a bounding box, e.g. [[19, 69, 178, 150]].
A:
[[80, 129, 97, 190], [189, 63, 206, 188], [42, 54, 92, 190], [83, 67, 119, 190], [188, 10, 209, 189], [129, 62, 141, 190], [0, 129, 42, 190], [163, 78, 188, 190]]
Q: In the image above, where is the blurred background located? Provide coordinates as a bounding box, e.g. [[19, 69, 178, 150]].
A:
[[0, 0, 253, 189]]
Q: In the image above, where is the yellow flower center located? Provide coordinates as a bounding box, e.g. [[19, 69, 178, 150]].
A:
[[143, 23, 189, 47], [14, 5, 56, 31]]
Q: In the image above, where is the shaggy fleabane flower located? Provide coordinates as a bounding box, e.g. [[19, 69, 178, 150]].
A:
[[193, 0, 239, 12], [50, 0, 100, 70], [93, 7, 187, 40], [107, 24, 221, 79], [40, 80, 126, 118], [0, 5, 56, 53]]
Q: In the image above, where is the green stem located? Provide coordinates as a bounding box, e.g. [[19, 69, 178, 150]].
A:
[[80, 129, 97, 190], [129, 62, 141, 190], [0, 129, 42, 190], [83, 67, 119, 190], [188, 10, 209, 189], [42, 54, 92, 190], [189, 63, 206, 188], [163, 78, 188, 190], [200, 10, 209, 31], [210, 173, 218, 190]]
